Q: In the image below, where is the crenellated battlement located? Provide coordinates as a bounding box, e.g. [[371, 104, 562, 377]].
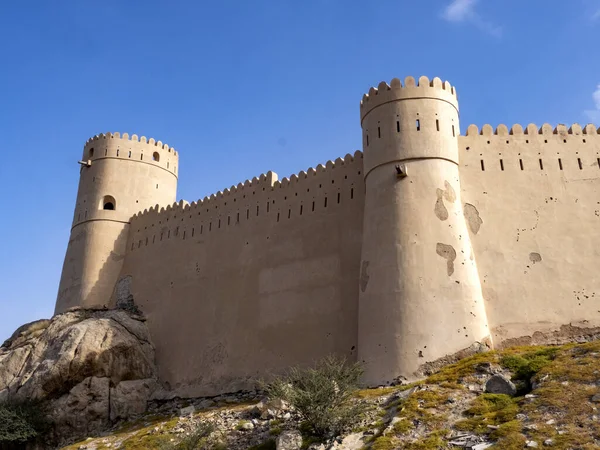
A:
[[464, 123, 599, 137], [131, 152, 363, 224], [360, 76, 458, 122], [82, 132, 179, 177]]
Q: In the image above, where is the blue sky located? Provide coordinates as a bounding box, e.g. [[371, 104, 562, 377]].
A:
[[0, 0, 599, 342]]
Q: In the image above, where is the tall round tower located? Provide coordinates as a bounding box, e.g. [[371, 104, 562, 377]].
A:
[[55, 132, 178, 314], [357, 76, 491, 385]]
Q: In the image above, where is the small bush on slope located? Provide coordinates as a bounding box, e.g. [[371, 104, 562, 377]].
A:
[[0, 400, 50, 447], [264, 355, 368, 439]]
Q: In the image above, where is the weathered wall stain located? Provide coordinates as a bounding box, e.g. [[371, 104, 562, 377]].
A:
[[529, 252, 542, 264], [436, 243, 457, 276], [434, 180, 457, 221], [464, 203, 483, 235], [360, 260, 370, 292]]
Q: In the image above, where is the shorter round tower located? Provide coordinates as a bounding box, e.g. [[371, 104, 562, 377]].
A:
[[55, 132, 179, 314], [357, 76, 491, 385]]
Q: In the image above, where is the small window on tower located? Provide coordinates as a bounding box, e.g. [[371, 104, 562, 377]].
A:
[[153, 152, 160, 162], [101, 195, 116, 211], [89, 148, 94, 158]]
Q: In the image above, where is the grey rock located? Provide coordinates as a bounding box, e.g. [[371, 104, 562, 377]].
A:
[[544, 439, 555, 446], [276, 430, 303, 450], [526, 441, 539, 448], [485, 374, 517, 396], [179, 405, 196, 417], [591, 393, 600, 402], [0, 309, 158, 440]]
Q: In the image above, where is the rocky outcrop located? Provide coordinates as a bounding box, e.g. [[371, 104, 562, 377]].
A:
[[0, 308, 158, 441]]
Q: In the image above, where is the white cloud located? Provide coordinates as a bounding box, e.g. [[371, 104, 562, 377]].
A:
[[584, 84, 600, 123], [443, 0, 478, 22], [442, 0, 502, 38]]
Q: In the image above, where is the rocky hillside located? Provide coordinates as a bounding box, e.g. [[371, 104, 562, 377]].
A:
[[60, 341, 600, 450], [0, 307, 159, 447]]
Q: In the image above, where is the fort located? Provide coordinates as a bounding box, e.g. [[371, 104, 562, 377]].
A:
[[55, 76, 600, 398]]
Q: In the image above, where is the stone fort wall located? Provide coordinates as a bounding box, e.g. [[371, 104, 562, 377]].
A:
[[116, 153, 365, 397], [55, 76, 600, 398], [458, 123, 600, 347]]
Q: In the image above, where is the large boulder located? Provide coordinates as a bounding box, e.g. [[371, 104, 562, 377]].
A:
[[0, 308, 158, 440]]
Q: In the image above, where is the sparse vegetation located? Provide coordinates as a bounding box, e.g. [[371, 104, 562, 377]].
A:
[[264, 355, 368, 439], [157, 421, 216, 449]]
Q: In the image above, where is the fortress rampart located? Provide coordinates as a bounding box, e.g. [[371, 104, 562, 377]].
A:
[[55, 76, 600, 397]]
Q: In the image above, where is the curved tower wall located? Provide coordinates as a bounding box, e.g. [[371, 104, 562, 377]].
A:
[[357, 76, 491, 385], [55, 132, 178, 314]]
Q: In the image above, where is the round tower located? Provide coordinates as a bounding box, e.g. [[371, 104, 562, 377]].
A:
[[55, 132, 178, 314], [357, 76, 491, 386]]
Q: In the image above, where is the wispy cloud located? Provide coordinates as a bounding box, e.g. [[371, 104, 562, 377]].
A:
[[584, 84, 600, 123], [442, 0, 502, 38], [593, 9, 600, 20]]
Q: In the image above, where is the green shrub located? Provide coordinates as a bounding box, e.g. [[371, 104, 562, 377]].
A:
[[0, 400, 50, 447], [264, 355, 367, 438], [500, 348, 558, 382]]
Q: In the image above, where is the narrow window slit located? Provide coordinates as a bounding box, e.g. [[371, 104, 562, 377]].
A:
[[519, 159, 524, 170], [416, 119, 420, 131], [500, 159, 504, 171], [324, 197, 328, 207], [396, 121, 400, 132], [256, 205, 259, 216], [539, 159, 544, 170], [191, 228, 195, 237], [480, 160, 485, 171], [436, 119, 440, 132], [312, 201, 315, 212], [350, 188, 354, 199], [366, 135, 369, 146], [228, 216, 231, 225], [558, 158, 563, 170], [277, 213, 280, 222], [377, 127, 381, 138], [218, 219, 221, 229], [182, 231, 186, 240], [300, 205, 303, 215], [452, 125, 455, 137], [288, 209, 291, 219], [337, 192, 341, 203], [246, 209, 249, 219], [578, 158, 583, 170], [597, 158, 600, 168]]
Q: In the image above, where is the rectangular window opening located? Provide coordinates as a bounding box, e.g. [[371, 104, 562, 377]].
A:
[[182, 231, 186, 240], [597, 158, 600, 169], [539, 159, 544, 170], [116, 150, 119, 156], [366, 135, 369, 146], [218, 219, 221, 229], [246, 209, 249, 219], [558, 158, 563, 170], [228, 216, 231, 225], [377, 127, 381, 138], [396, 121, 400, 132], [416, 119, 420, 131], [324, 197, 328, 207], [500, 159, 504, 171], [256, 205, 259, 216], [277, 213, 280, 222], [200, 225, 203, 234], [267, 202, 270, 213], [209, 222, 212, 231], [452, 125, 455, 137], [141, 154, 143, 160], [337, 192, 341, 203], [578, 157, 583, 170], [288, 209, 291, 219], [436, 119, 440, 132], [237, 212, 240, 223], [191, 228, 194, 237], [104, 149, 107, 156], [128, 151, 131, 158], [312, 201, 315, 212], [300, 205, 303, 215], [519, 159, 524, 171], [480, 160, 485, 171], [351, 188, 354, 199]]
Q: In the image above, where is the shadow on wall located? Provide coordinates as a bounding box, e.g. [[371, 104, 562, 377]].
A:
[[85, 225, 130, 310]]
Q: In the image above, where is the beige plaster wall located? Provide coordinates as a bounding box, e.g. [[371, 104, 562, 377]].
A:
[[116, 154, 364, 397], [459, 124, 600, 346], [55, 133, 178, 314], [358, 77, 490, 386]]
